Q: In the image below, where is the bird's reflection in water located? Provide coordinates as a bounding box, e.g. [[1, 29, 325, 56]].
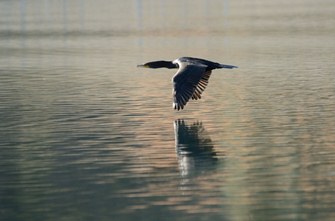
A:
[[174, 119, 218, 178]]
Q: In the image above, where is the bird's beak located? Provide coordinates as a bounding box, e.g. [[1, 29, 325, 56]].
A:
[[137, 64, 149, 68]]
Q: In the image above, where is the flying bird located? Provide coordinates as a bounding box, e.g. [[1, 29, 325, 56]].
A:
[[137, 57, 237, 110]]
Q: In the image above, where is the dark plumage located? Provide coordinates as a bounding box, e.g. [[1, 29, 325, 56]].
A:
[[137, 57, 237, 110]]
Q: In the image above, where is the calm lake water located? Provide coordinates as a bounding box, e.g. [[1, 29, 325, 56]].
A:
[[1, 0, 335, 220]]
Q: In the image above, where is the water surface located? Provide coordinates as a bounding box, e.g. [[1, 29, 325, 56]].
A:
[[1, 0, 335, 220]]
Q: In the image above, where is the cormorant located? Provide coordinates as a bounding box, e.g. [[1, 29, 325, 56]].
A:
[[137, 57, 237, 110]]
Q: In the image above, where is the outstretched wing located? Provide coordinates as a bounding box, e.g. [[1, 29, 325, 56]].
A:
[[191, 70, 211, 101], [172, 64, 212, 110]]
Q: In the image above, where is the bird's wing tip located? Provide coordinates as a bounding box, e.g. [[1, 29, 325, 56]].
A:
[[173, 103, 183, 111]]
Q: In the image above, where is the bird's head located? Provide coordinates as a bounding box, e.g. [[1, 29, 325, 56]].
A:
[[137, 60, 178, 69]]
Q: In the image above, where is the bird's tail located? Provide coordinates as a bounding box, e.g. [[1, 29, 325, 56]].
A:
[[218, 64, 238, 69]]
